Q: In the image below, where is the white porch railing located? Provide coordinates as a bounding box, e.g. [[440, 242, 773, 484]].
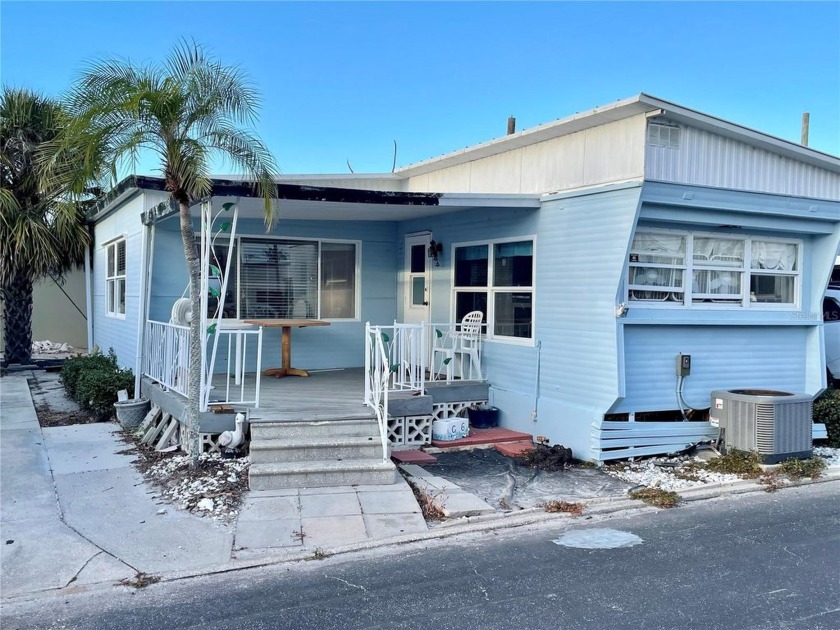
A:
[[363, 323, 391, 462], [363, 321, 486, 404], [427, 321, 485, 383], [384, 321, 428, 394], [206, 325, 263, 408], [143, 320, 263, 408], [143, 320, 190, 397]]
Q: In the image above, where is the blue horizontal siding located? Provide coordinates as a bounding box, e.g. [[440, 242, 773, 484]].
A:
[[613, 325, 809, 413]]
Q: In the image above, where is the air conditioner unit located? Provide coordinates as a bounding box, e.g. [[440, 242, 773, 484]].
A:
[[709, 389, 812, 463]]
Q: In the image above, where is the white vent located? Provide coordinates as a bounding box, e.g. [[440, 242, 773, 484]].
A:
[[648, 123, 681, 149]]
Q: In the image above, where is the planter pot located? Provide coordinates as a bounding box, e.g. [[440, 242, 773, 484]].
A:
[[432, 417, 469, 441], [467, 406, 499, 429], [114, 398, 151, 429]]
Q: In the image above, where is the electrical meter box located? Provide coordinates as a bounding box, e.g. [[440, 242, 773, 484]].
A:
[[676, 353, 691, 376]]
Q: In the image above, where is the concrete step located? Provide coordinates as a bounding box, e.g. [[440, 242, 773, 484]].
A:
[[249, 459, 398, 490], [250, 417, 379, 441], [249, 436, 384, 464]]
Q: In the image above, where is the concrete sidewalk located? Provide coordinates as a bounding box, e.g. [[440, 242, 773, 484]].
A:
[[6, 372, 836, 603], [0, 375, 427, 600]]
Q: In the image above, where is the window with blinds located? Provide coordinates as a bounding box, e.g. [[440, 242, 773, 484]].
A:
[[215, 238, 358, 320], [106, 239, 126, 316]]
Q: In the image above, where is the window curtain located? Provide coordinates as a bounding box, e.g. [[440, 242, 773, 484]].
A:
[[752, 241, 797, 271]]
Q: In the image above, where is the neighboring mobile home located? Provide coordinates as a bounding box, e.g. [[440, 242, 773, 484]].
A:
[[86, 94, 840, 465]]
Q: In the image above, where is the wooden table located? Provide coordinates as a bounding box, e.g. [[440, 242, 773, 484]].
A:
[[244, 319, 331, 378]]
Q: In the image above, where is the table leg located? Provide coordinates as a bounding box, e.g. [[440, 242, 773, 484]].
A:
[[263, 325, 310, 378]]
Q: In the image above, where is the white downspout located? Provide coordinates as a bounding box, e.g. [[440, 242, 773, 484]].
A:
[[84, 244, 94, 353]]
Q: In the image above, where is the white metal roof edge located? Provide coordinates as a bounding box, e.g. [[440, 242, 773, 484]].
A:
[[540, 179, 644, 203], [89, 186, 142, 224], [438, 192, 541, 208], [211, 173, 401, 182], [639, 94, 840, 172]]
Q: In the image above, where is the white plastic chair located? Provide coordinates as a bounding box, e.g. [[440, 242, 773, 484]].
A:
[[432, 310, 483, 382]]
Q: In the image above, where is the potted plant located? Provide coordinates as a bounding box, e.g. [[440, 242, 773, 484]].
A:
[[114, 396, 151, 429]]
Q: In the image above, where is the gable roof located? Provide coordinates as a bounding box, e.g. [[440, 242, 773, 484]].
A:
[[395, 93, 840, 177]]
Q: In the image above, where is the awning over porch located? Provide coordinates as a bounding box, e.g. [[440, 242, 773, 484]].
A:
[[141, 177, 541, 224]]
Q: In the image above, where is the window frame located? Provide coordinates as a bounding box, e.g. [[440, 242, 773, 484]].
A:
[[626, 227, 802, 310], [209, 235, 362, 322], [450, 235, 536, 345], [105, 237, 127, 318]]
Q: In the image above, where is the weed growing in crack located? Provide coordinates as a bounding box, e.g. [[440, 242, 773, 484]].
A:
[[776, 457, 826, 480], [403, 475, 446, 521], [758, 474, 785, 492], [119, 572, 161, 589], [540, 500, 584, 516], [628, 488, 681, 508]]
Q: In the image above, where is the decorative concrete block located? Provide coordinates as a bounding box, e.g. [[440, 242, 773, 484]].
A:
[[405, 416, 432, 446]]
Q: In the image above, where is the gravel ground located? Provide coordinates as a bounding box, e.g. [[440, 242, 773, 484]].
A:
[[604, 447, 840, 491], [139, 450, 250, 521]]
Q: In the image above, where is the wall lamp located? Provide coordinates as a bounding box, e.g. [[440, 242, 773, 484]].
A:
[[428, 240, 443, 266]]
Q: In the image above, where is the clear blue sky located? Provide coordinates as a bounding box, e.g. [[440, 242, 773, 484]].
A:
[[2, 1, 838, 177]]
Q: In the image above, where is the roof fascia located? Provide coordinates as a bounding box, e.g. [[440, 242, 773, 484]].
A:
[[89, 175, 167, 224]]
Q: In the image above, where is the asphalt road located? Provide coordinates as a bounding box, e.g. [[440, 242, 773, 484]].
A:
[[2, 483, 838, 630]]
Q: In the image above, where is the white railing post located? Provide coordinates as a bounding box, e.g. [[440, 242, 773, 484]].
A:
[[364, 322, 372, 406]]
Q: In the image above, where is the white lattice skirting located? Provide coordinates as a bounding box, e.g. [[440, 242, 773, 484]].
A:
[[432, 400, 487, 422], [388, 399, 488, 449]]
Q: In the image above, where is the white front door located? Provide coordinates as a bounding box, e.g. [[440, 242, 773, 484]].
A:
[[403, 233, 432, 325]]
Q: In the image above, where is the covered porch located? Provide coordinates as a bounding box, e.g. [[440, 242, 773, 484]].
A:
[[135, 181, 536, 457]]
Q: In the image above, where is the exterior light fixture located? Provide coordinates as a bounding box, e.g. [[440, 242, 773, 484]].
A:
[[428, 240, 443, 266]]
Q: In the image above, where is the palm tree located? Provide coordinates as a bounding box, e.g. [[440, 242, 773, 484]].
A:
[[0, 88, 90, 366], [57, 41, 278, 463]]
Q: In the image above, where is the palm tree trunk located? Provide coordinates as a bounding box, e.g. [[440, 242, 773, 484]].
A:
[[2, 273, 34, 366], [179, 201, 202, 467]]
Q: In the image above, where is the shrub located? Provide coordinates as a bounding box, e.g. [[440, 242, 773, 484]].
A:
[[60, 349, 119, 400], [75, 366, 135, 420], [813, 387, 840, 448], [61, 349, 134, 420]]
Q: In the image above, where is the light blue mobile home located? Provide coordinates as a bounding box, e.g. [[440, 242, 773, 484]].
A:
[[87, 95, 840, 462]]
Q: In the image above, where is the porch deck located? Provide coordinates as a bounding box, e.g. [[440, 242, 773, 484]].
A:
[[228, 368, 373, 422], [141, 368, 489, 433]]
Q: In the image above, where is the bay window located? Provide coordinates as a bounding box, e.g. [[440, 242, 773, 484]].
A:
[[628, 229, 800, 307], [453, 238, 534, 341]]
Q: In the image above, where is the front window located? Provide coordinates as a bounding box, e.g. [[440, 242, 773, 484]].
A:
[[453, 238, 534, 341], [105, 239, 126, 316], [628, 229, 800, 308], [205, 237, 359, 320]]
